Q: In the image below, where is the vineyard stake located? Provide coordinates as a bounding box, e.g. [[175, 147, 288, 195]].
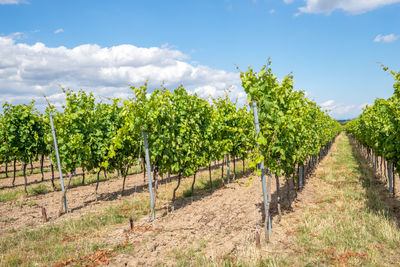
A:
[[251, 101, 271, 242], [226, 154, 230, 184], [389, 162, 393, 193], [142, 130, 155, 221], [49, 113, 68, 213], [299, 165, 303, 189]]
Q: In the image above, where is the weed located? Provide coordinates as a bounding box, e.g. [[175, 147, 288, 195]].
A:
[[14, 201, 24, 208], [0, 216, 16, 223], [28, 184, 48, 195], [27, 201, 37, 207], [0, 189, 24, 202]]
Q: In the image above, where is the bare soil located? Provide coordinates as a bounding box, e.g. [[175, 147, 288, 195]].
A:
[[0, 167, 146, 235], [108, 157, 331, 266], [0, 160, 242, 236], [98, 137, 337, 266]]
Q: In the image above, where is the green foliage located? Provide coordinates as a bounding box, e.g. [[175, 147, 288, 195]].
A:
[[1, 101, 43, 166], [0, 60, 340, 201], [346, 67, 400, 172], [46, 90, 95, 173], [213, 94, 255, 161], [47, 90, 123, 178], [240, 59, 341, 176], [1, 84, 254, 195]]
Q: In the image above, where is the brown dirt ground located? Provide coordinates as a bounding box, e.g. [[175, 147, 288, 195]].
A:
[[0, 160, 244, 236], [108, 148, 338, 266], [0, 165, 147, 235], [0, 157, 61, 190]]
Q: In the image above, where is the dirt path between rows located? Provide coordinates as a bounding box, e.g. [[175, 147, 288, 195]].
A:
[[108, 140, 340, 266], [0, 165, 153, 235], [0, 160, 240, 236], [111, 176, 266, 266]]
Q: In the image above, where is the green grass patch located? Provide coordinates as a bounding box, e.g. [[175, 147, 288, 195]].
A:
[[0, 184, 49, 203], [0, 189, 25, 202], [171, 247, 284, 267], [27, 184, 48, 196], [0, 216, 16, 223], [27, 201, 37, 207], [182, 176, 225, 198], [0, 168, 51, 179]]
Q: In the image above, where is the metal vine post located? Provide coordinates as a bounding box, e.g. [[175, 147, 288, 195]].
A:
[[251, 101, 271, 242]]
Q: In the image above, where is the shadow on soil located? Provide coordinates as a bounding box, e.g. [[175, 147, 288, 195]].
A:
[[348, 136, 400, 228], [261, 154, 330, 228], [70, 159, 252, 213]]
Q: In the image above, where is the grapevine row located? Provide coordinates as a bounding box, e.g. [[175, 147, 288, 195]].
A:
[[346, 67, 400, 195], [241, 60, 341, 240], [0, 60, 341, 240]]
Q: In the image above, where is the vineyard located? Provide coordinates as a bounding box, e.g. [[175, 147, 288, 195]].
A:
[[1, 63, 400, 266], [346, 68, 400, 195]]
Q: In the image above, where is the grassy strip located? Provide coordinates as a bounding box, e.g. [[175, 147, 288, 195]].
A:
[[0, 166, 143, 201], [290, 134, 400, 266], [0, 158, 243, 203], [0, 200, 143, 266], [0, 168, 51, 179], [0, 184, 50, 202], [0, 172, 117, 203]]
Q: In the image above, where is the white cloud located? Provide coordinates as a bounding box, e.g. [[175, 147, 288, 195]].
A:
[[284, 0, 294, 3], [269, 9, 276, 14], [0, 0, 28, 4], [374, 33, 399, 43], [4, 32, 26, 40], [54, 28, 64, 34], [0, 36, 243, 110], [319, 99, 364, 119], [195, 85, 217, 98], [287, 0, 400, 15], [320, 99, 335, 108]]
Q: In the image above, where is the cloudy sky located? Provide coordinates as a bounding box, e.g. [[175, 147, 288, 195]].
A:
[[0, 0, 399, 119]]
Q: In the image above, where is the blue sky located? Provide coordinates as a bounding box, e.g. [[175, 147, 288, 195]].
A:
[[0, 0, 399, 119]]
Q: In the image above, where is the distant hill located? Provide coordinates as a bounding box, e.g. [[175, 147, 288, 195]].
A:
[[337, 119, 354, 126]]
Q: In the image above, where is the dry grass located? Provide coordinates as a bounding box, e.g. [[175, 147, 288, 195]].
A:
[[0, 200, 139, 266], [290, 134, 400, 266]]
